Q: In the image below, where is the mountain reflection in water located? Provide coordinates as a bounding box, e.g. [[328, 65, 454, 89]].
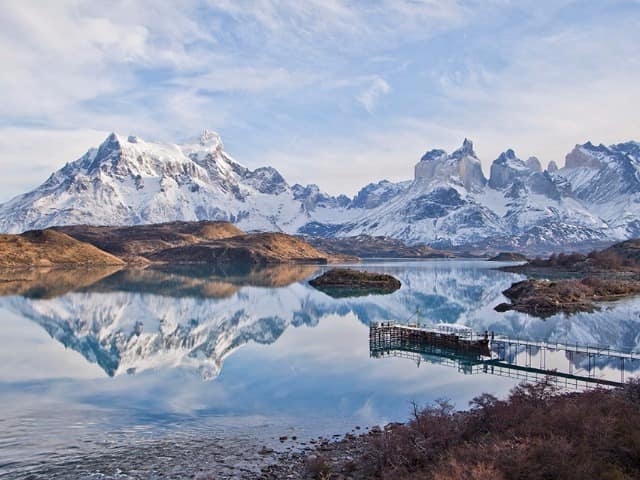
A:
[[2, 261, 640, 381], [3, 260, 640, 479]]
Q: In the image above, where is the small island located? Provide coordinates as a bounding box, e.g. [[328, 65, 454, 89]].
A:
[[488, 252, 528, 262], [309, 268, 401, 298], [495, 277, 640, 317], [494, 239, 640, 317]]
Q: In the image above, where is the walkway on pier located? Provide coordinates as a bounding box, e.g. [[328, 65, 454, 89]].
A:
[[369, 322, 640, 387], [491, 335, 640, 362]]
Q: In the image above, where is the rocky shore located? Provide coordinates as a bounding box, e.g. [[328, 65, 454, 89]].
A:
[[259, 425, 389, 480], [16, 380, 640, 480]]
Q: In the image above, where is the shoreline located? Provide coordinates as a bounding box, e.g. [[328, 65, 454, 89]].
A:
[[16, 381, 639, 480]]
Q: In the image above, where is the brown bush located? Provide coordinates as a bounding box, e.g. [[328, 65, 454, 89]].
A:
[[305, 455, 332, 480], [349, 379, 640, 480], [587, 250, 626, 269]]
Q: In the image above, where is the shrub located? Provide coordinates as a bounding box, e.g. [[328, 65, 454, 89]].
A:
[[305, 455, 332, 480], [344, 379, 640, 480]]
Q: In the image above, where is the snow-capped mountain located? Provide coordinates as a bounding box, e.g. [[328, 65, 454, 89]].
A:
[[1, 130, 639, 251], [0, 130, 355, 235]]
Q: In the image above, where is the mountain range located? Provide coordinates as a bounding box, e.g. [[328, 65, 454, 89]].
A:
[[1, 130, 639, 252]]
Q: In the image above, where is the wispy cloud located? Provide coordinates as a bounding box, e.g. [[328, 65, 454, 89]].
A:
[[357, 76, 391, 113], [0, 127, 109, 201], [0, 0, 639, 200]]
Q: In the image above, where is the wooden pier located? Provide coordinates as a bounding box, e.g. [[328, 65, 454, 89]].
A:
[[369, 322, 640, 388], [369, 322, 491, 358]]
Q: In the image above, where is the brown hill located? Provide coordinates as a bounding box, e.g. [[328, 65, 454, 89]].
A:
[[304, 235, 454, 258], [148, 232, 342, 265], [0, 230, 124, 268], [603, 238, 640, 265], [489, 252, 528, 262], [1, 222, 347, 267], [501, 237, 640, 276], [55, 221, 243, 262]]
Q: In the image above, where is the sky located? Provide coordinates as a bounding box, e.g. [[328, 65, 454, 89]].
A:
[[0, 0, 639, 201]]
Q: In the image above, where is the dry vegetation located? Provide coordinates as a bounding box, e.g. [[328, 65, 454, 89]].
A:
[[292, 380, 640, 480], [0, 230, 124, 268], [504, 240, 640, 276], [528, 250, 637, 271], [0, 222, 346, 270], [55, 221, 244, 261], [57, 222, 347, 265], [149, 232, 340, 265]]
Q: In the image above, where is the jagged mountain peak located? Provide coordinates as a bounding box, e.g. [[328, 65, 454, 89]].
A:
[[613, 141, 640, 157], [451, 138, 476, 158], [558, 139, 640, 205], [179, 129, 223, 147], [105, 131, 121, 143], [495, 148, 519, 163], [526, 156, 542, 172], [414, 139, 485, 192], [0, 130, 334, 233], [581, 140, 609, 152], [489, 149, 547, 190], [96, 131, 123, 154], [565, 143, 605, 169], [198, 129, 222, 145], [350, 179, 410, 210], [419, 148, 448, 162]]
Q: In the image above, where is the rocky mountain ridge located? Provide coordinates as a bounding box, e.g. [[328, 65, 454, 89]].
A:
[[1, 131, 639, 252]]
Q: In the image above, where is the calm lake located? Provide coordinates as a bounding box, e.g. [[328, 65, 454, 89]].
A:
[[2, 260, 640, 478]]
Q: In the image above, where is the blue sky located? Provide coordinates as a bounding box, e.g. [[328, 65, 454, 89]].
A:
[[1, 0, 639, 200]]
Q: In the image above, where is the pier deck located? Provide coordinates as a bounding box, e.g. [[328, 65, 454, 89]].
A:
[[369, 322, 640, 387]]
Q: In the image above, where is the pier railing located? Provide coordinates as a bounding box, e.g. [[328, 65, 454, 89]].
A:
[[369, 322, 640, 388]]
